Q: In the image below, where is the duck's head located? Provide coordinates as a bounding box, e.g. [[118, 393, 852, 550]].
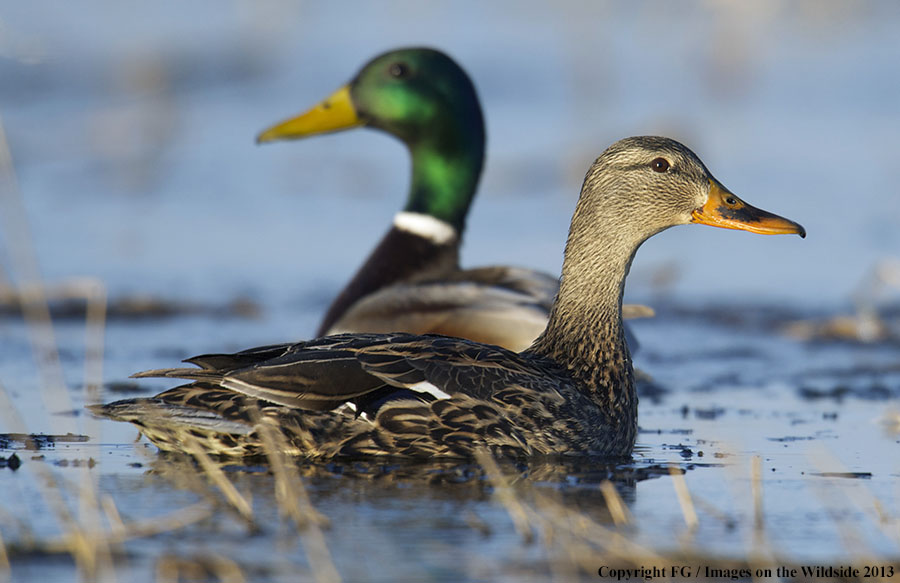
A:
[[257, 47, 485, 231], [537, 137, 805, 359], [576, 136, 806, 250], [258, 48, 483, 145]]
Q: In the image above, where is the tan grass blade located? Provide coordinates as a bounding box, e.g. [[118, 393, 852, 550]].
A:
[[669, 464, 698, 530], [253, 413, 340, 583], [182, 436, 254, 524], [599, 480, 631, 525], [751, 455, 764, 532], [475, 449, 534, 544], [0, 118, 74, 431]]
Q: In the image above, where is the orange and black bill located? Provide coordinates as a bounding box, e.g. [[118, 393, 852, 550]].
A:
[[256, 85, 362, 144], [691, 178, 806, 238]]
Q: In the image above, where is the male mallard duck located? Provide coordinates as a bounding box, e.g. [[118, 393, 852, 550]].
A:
[[91, 137, 804, 458], [257, 47, 650, 351]]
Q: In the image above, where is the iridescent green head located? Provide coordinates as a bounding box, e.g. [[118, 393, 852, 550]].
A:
[[258, 47, 486, 233]]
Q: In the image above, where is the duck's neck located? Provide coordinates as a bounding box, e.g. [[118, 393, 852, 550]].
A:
[[528, 208, 639, 417], [316, 218, 459, 335], [317, 116, 485, 336], [404, 119, 485, 233]]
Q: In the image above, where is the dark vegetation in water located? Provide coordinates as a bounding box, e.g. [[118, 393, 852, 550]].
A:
[[809, 471, 872, 480], [148, 451, 688, 488], [0, 290, 262, 321], [0, 453, 20, 470], [0, 433, 89, 449], [656, 300, 900, 346], [798, 383, 900, 401], [103, 381, 147, 395]]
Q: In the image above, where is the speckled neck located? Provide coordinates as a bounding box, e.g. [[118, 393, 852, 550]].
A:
[[529, 244, 635, 400], [527, 173, 640, 426]]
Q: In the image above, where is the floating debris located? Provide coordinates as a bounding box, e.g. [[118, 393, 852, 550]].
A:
[[798, 384, 899, 402], [0, 453, 20, 470], [809, 471, 873, 479], [782, 314, 894, 343], [0, 433, 90, 449], [638, 428, 693, 435], [0, 285, 262, 321], [783, 260, 900, 343], [879, 410, 900, 435], [104, 381, 148, 394], [693, 406, 726, 420], [51, 458, 96, 468]]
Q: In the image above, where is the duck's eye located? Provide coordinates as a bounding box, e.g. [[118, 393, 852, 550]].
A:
[[650, 158, 670, 173], [389, 62, 410, 78], [725, 196, 738, 205]]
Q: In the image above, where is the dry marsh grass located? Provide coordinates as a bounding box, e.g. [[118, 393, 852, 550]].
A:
[[477, 452, 900, 582]]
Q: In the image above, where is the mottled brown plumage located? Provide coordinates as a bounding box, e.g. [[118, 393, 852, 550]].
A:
[[89, 137, 805, 459]]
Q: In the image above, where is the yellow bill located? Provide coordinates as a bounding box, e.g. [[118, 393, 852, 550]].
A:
[[257, 85, 361, 143], [691, 179, 806, 237]]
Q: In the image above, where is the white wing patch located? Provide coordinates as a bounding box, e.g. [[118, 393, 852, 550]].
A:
[[407, 380, 451, 400], [334, 402, 370, 421], [335, 402, 357, 414]]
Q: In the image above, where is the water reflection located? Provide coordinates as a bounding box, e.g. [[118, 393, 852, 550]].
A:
[[137, 450, 713, 527]]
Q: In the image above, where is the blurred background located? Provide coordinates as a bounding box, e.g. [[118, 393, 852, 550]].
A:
[[0, 5, 898, 578], [0, 0, 897, 329]]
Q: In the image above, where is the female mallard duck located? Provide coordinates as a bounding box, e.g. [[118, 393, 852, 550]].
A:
[[257, 47, 650, 351], [91, 137, 805, 458]]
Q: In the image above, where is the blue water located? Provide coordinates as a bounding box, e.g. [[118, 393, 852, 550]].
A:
[[0, 2, 898, 581]]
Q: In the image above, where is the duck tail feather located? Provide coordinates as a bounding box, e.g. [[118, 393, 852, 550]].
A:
[[130, 367, 222, 381]]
